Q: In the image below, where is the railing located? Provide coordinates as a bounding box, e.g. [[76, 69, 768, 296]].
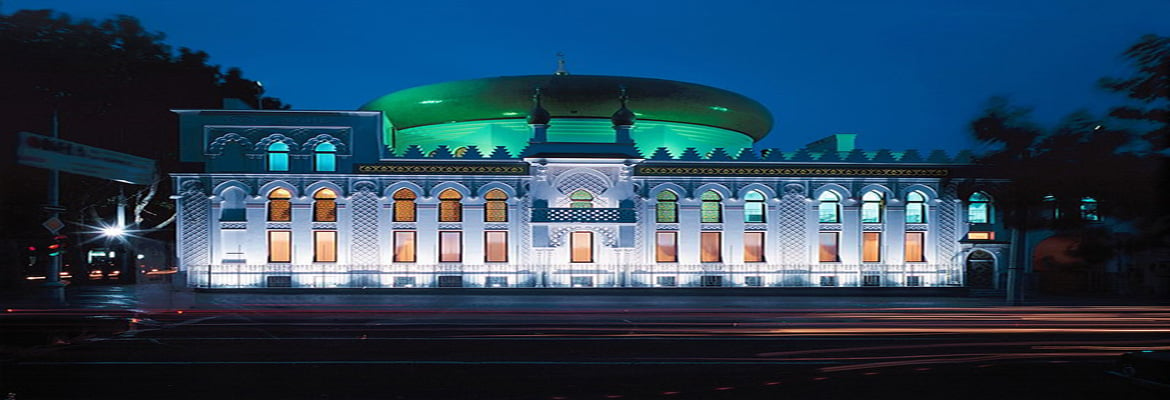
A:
[[187, 263, 963, 289], [530, 208, 637, 223]]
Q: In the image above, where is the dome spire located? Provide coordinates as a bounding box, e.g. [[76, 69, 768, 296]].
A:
[[611, 85, 635, 126], [527, 86, 551, 125], [554, 52, 569, 76]]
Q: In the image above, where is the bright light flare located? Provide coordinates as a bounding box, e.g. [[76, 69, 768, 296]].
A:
[[101, 225, 125, 238]]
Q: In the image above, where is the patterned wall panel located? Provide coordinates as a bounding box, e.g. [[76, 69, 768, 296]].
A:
[[937, 185, 959, 265], [779, 184, 807, 264], [350, 190, 380, 265], [179, 180, 210, 268]]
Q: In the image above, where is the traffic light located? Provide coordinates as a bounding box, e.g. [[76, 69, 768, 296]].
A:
[[47, 235, 68, 257]]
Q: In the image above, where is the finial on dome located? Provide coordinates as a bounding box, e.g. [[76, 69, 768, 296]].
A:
[[527, 86, 551, 125], [554, 52, 569, 76], [611, 85, 635, 126]]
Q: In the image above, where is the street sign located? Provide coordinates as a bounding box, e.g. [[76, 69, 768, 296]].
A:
[[42, 216, 64, 234], [16, 132, 157, 185]]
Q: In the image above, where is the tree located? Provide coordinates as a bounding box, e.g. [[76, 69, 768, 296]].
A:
[[1100, 34, 1170, 151], [0, 9, 287, 285]]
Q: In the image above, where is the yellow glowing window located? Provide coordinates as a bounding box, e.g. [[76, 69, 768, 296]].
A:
[[392, 189, 417, 222], [267, 188, 292, 222], [268, 231, 291, 263], [905, 232, 925, 262], [313, 231, 336, 262], [484, 189, 508, 222], [819, 232, 839, 262], [438, 189, 463, 222], [485, 231, 508, 262], [571, 231, 593, 263], [313, 189, 337, 222], [656, 231, 677, 263], [393, 231, 416, 263], [968, 231, 994, 240]]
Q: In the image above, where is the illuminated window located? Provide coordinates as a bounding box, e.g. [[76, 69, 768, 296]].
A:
[[655, 191, 678, 223], [905, 191, 926, 223], [905, 232, 925, 262], [744, 191, 766, 223], [485, 231, 507, 262], [700, 190, 722, 223], [438, 189, 462, 222], [268, 231, 291, 263], [569, 190, 594, 208], [314, 142, 336, 172], [439, 231, 462, 263], [571, 231, 593, 263], [393, 231, 416, 263], [700, 232, 722, 262], [818, 232, 839, 262], [655, 231, 677, 263], [818, 191, 840, 223], [267, 188, 292, 222], [1081, 197, 1100, 221], [312, 189, 337, 222], [267, 142, 289, 171], [484, 189, 508, 222], [313, 231, 336, 262], [861, 191, 884, 223], [968, 231, 994, 240], [392, 189, 417, 222], [744, 232, 765, 263], [967, 192, 992, 223], [1044, 195, 1060, 219], [862, 232, 881, 262]]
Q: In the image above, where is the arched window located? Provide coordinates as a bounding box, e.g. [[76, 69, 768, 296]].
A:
[[905, 191, 926, 223], [392, 189, 417, 222], [655, 191, 678, 223], [967, 192, 992, 223], [313, 189, 337, 222], [570, 190, 594, 208], [1080, 197, 1100, 221], [744, 190, 766, 223], [700, 190, 722, 223], [1043, 195, 1059, 219], [861, 191, 884, 223], [818, 191, 840, 223], [267, 188, 292, 222], [438, 189, 463, 222], [314, 142, 336, 172], [484, 189, 508, 222], [267, 142, 290, 171]]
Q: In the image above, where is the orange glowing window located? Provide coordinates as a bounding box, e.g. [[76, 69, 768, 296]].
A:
[[267, 188, 292, 222], [656, 231, 678, 263], [392, 189, 417, 222]]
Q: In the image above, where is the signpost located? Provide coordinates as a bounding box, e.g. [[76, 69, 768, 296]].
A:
[[16, 132, 156, 185]]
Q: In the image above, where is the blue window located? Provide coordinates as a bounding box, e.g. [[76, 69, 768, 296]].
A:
[[744, 191, 766, 223], [905, 191, 926, 223], [818, 191, 840, 223], [314, 142, 336, 172], [267, 142, 289, 171], [967, 192, 992, 223], [861, 191, 884, 223]]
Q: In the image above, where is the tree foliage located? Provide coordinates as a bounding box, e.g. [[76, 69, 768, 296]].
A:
[[0, 10, 287, 262], [1100, 34, 1170, 150]]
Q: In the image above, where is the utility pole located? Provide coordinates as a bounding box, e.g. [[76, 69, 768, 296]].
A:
[[43, 106, 66, 304]]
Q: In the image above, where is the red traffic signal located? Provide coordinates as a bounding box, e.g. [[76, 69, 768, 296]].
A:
[[48, 235, 68, 256]]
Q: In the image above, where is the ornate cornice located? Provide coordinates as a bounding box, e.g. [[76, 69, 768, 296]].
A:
[[635, 165, 949, 177], [356, 163, 529, 175]]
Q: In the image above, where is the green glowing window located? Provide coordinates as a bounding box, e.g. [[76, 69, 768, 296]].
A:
[[967, 192, 992, 223], [744, 191, 765, 223], [906, 191, 926, 223], [314, 142, 336, 172], [313, 189, 337, 222], [861, 191, 884, 223], [656, 191, 678, 223], [570, 190, 594, 209], [267, 188, 292, 222], [484, 189, 508, 222], [267, 142, 289, 172], [392, 189, 417, 222], [438, 189, 463, 222], [700, 190, 722, 223], [817, 191, 840, 223], [1080, 197, 1100, 222]]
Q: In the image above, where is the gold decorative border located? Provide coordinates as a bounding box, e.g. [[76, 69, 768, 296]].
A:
[[356, 164, 529, 175], [635, 166, 949, 177]]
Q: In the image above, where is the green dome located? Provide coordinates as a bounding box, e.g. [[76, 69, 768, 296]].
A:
[[359, 74, 773, 141]]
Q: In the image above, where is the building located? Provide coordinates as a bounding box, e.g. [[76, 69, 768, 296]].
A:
[[171, 72, 1011, 289]]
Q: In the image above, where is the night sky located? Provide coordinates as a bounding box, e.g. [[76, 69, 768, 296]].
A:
[[6, 0, 1168, 154]]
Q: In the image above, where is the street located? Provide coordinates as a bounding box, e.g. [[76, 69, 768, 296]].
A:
[[2, 285, 1168, 399]]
